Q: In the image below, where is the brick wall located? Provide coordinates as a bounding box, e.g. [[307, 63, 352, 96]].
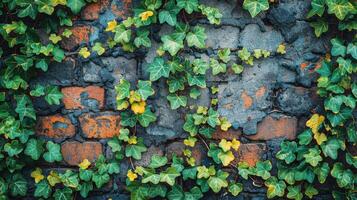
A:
[[31, 0, 328, 199]]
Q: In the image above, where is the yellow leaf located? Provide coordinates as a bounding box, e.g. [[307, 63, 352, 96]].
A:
[[134, 166, 144, 176], [139, 11, 154, 21], [127, 169, 138, 181], [197, 106, 208, 115], [183, 149, 192, 157], [49, 34, 62, 44], [128, 136, 138, 145], [231, 139, 241, 151], [131, 101, 146, 114], [51, 0, 67, 6], [306, 114, 325, 134], [277, 44, 286, 54], [218, 151, 235, 166], [31, 168, 44, 183], [184, 136, 197, 147], [220, 117, 232, 131], [78, 159, 91, 170], [79, 47, 91, 58], [129, 90, 141, 103], [47, 171, 61, 187], [117, 100, 129, 110], [105, 20, 117, 32], [187, 157, 196, 166], [314, 132, 327, 145], [219, 139, 232, 152]]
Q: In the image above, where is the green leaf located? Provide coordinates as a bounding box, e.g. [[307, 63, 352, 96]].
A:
[[324, 95, 343, 113], [207, 170, 229, 193], [168, 76, 185, 93], [59, 170, 79, 188], [347, 43, 357, 59], [115, 79, 130, 100], [161, 33, 184, 56], [307, 0, 325, 17], [187, 74, 206, 88], [314, 162, 330, 183], [321, 138, 343, 159], [4, 140, 23, 157], [36, 0, 54, 15], [160, 167, 180, 186], [327, 107, 353, 127], [114, 25, 131, 43], [14, 55, 33, 71], [228, 182, 243, 196], [189, 88, 201, 99], [92, 173, 110, 188], [92, 42, 105, 56], [286, 185, 303, 200], [326, 0, 354, 20], [310, 20, 328, 37], [15, 95, 36, 121], [264, 177, 286, 199], [186, 26, 206, 49], [138, 107, 157, 127], [17, 1, 38, 19], [255, 160, 272, 180], [142, 172, 161, 184], [24, 138, 44, 160], [182, 167, 197, 180], [159, 1, 180, 26], [231, 63, 244, 74], [210, 58, 226, 75], [276, 141, 297, 164], [149, 155, 168, 168], [303, 147, 322, 167], [53, 188, 72, 200], [298, 129, 312, 145], [30, 84, 45, 97], [34, 180, 51, 198], [138, 80, 154, 100], [52, 46, 65, 62], [67, 0, 85, 14], [45, 86, 63, 105], [120, 111, 137, 127], [218, 48, 231, 63], [148, 57, 170, 81], [134, 29, 151, 48], [305, 184, 318, 199], [167, 94, 187, 109], [243, 0, 269, 17], [177, 0, 198, 14], [167, 185, 184, 200], [79, 182, 93, 198], [79, 169, 93, 181], [10, 174, 27, 196], [183, 114, 199, 136], [125, 138, 147, 160], [207, 108, 219, 127], [331, 38, 346, 57], [43, 141, 62, 163]]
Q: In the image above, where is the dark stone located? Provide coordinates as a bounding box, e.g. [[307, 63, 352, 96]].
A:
[[268, 6, 296, 27]]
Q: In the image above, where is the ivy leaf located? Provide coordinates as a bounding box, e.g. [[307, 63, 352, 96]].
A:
[[331, 38, 346, 57], [161, 34, 184, 56], [160, 167, 180, 186], [15, 95, 36, 121], [134, 29, 151, 48], [324, 95, 343, 114], [218, 48, 231, 63], [314, 162, 330, 183], [149, 155, 168, 169], [243, 0, 269, 17], [183, 114, 199, 136], [187, 74, 206, 88], [52, 46, 65, 62], [207, 170, 229, 193], [148, 57, 170, 81], [207, 108, 219, 127], [310, 20, 328, 37], [115, 79, 130, 100], [276, 141, 297, 164], [67, 0, 85, 14], [59, 170, 79, 188], [17, 1, 38, 19], [210, 58, 226, 75], [228, 182, 243, 196], [159, 1, 180, 26], [307, 0, 325, 17], [168, 76, 185, 93], [321, 137, 343, 159], [30, 85, 45, 97], [53, 188, 72, 200], [36, 0, 54, 15], [185, 186, 203, 199], [79, 182, 93, 198], [24, 138, 44, 160], [120, 111, 136, 127], [186, 26, 206, 49], [167, 185, 184, 200], [286, 185, 303, 200], [4, 140, 23, 157], [125, 138, 147, 160], [43, 141, 62, 163], [232, 64, 244, 74], [114, 25, 131, 43], [10, 174, 28, 196], [182, 167, 197, 180], [331, 162, 354, 188], [167, 94, 187, 109], [305, 184, 318, 199], [189, 88, 201, 99], [138, 80, 154, 100], [255, 160, 272, 180], [298, 129, 313, 145], [34, 180, 51, 199], [138, 107, 156, 127], [177, 0, 198, 14], [327, 108, 353, 127], [326, 0, 354, 20], [264, 177, 286, 199], [45, 86, 63, 105], [92, 173, 110, 188], [347, 43, 357, 59], [92, 42, 105, 56], [142, 172, 161, 184], [218, 150, 235, 166], [303, 147, 322, 167], [79, 169, 93, 181]]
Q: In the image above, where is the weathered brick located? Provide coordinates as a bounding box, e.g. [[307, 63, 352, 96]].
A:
[[247, 115, 297, 141], [166, 141, 205, 165], [60, 25, 92, 51], [61, 141, 103, 166], [110, 0, 132, 18], [81, 0, 110, 20], [79, 112, 120, 138], [232, 143, 267, 167], [36, 115, 75, 139], [61, 86, 105, 110], [212, 128, 241, 140]]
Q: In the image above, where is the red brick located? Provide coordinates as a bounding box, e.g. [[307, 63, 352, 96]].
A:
[[79, 112, 120, 138], [81, 0, 110, 20], [36, 115, 75, 139], [247, 115, 297, 141], [60, 25, 92, 51], [61, 141, 102, 166], [61, 86, 105, 110], [212, 128, 241, 140], [232, 143, 266, 167], [110, 0, 132, 18]]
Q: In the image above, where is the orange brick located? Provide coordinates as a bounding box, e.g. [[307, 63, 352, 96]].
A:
[[110, 0, 132, 18], [241, 91, 253, 109], [60, 25, 92, 51], [79, 112, 120, 138], [255, 86, 266, 99], [81, 0, 110, 20], [61, 141, 102, 166], [232, 143, 266, 167], [247, 115, 297, 141], [212, 128, 241, 140], [61, 86, 105, 110], [36, 115, 75, 139]]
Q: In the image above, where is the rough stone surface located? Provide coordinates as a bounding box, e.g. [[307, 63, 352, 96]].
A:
[[79, 112, 120, 138], [36, 115, 75, 139], [61, 86, 105, 110], [205, 25, 240, 49], [134, 146, 164, 167], [61, 141, 103, 166], [83, 62, 102, 83]]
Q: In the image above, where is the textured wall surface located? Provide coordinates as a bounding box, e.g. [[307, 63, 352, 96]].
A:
[[31, 0, 330, 199]]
